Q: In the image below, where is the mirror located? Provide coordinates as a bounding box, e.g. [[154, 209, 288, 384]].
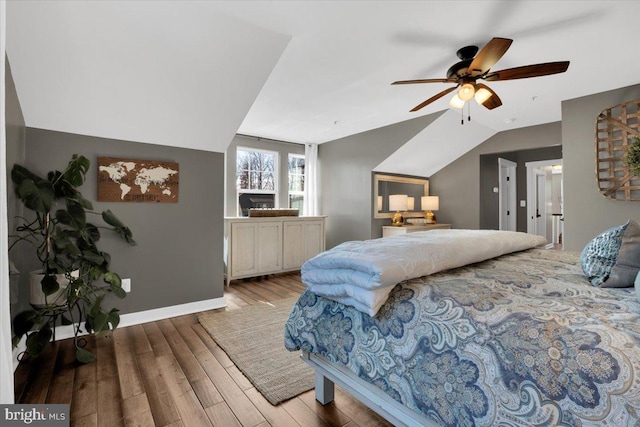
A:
[[373, 173, 429, 219]]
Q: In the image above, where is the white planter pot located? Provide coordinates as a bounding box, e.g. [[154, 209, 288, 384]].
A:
[[29, 270, 79, 307]]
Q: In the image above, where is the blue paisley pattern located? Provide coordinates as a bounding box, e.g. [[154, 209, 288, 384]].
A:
[[284, 249, 640, 426]]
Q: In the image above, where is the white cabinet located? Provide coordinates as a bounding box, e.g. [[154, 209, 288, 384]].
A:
[[382, 223, 451, 237], [225, 216, 326, 285], [258, 221, 283, 273], [283, 220, 325, 269]]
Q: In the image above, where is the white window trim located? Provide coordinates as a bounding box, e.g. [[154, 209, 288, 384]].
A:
[[236, 146, 279, 195], [236, 147, 279, 216], [288, 153, 305, 207]]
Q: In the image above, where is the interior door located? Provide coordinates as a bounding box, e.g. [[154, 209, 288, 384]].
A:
[[535, 170, 546, 238], [498, 158, 517, 231]]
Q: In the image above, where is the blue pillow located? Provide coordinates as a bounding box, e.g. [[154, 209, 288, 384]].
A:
[[580, 221, 629, 287]]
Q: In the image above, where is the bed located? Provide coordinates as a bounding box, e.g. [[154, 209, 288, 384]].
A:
[[284, 229, 640, 426]]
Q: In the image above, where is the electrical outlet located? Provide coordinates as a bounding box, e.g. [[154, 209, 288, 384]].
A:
[[122, 278, 131, 293]]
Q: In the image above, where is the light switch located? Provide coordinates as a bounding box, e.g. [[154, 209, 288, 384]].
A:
[[520, 200, 526, 207]]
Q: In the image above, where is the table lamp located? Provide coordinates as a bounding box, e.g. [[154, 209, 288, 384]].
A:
[[389, 194, 408, 226], [421, 196, 439, 224]]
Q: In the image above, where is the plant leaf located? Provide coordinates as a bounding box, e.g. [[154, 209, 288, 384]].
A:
[[11, 164, 44, 187], [26, 327, 52, 357], [55, 209, 74, 226], [102, 210, 125, 228], [12, 310, 39, 338], [76, 347, 96, 364], [82, 250, 105, 265], [108, 310, 120, 329], [111, 285, 126, 299], [41, 274, 60, 296], [64, 155, 90, 187], [104, 272, 121, 287], [90, 295, 105, 317], [17, 179, 55, 213], [67, 200, 86, 227], [85, 223, 101, 243], [91, 312, 109, 333], [75, 195, 93, 210]]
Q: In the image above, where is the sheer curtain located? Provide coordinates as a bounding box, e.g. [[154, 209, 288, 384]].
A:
[[303, 143, 319, 216], [1, 0, 15, 404]]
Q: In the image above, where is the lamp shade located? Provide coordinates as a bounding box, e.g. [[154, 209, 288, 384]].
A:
[[474, 87, 492, 104], [421, 195, 439, 211], [458, 83, 475, 101], [389, 194, 408, 211], [449, 93, 465, 109]]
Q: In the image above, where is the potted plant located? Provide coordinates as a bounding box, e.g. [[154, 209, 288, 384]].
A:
[[626, 136, 640, 177], [9, 154, 136, 363]]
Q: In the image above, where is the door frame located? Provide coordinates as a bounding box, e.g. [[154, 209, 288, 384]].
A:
[[498, 158, 517, 231], [526, 159, 562, 245]]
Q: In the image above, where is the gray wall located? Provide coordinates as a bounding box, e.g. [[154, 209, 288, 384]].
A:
[[225, 134, 304, 217], [429, 122, 562, 229], [479, 146, 563, 231], [12, 128, 225, 315], [5, 58, 26, 309], [5, 58, 25, 233], [562, 83, 640, 251], [319, 111, 444, 249]]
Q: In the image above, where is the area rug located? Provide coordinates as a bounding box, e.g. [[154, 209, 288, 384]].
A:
[[197, 297, 314, 405]]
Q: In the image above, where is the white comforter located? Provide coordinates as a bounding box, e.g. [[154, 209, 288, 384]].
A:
[[301, 229, 547, 316]]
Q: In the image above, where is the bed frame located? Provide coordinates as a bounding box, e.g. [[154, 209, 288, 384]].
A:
[[301, 351, 440, 427]]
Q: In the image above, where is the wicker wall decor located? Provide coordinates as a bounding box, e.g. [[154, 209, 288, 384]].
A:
[[596, 99, 640, 201]]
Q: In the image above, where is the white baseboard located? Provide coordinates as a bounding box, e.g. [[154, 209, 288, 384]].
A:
[[12, 296, 226, 371]]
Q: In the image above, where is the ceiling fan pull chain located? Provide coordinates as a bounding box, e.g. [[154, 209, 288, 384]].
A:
[[461, 107, 464, 125], [468, 102, 471, 123]]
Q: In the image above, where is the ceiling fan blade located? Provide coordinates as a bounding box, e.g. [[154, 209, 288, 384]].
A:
[[475, 83, 502, 110], [484, 61, 570, 81], [392, 78, 457, 85], [410, 86, 457, 112], [468, 37, 513, 76]]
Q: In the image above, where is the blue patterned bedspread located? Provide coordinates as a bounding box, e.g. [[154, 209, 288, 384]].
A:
[[284, 249, 640, 426]]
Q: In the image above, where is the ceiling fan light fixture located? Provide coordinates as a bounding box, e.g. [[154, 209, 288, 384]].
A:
[[449, 93, 465, 109], [474, 87, 492, 104], [458, 83, 475, 101]]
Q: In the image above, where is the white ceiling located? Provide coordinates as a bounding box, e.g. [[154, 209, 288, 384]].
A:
[[6, 1, 290, 152], [216, 0, 640, 143], [7, 1, 640, 151], [375, 109, 497, 177]]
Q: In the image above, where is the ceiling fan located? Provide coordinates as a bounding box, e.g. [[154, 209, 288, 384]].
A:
[[392, 37, 570, 120]]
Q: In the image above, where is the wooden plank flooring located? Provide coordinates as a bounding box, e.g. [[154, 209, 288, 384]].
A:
[[14, 272, 392, 427]]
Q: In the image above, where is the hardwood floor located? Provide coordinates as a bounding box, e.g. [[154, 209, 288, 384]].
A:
[[14, 272, 392, 427]]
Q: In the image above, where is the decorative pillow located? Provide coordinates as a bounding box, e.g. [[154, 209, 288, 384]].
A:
[[580, 222, 628, 286], [635, 271, 640, 302], [605, 219, 640, 287]]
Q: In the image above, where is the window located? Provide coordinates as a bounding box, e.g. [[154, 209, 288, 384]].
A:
[[236, 148, 277, 216], [288, 154, 305, 212]]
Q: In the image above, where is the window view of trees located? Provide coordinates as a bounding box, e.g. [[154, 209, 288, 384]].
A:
[[235, 148, 306, 216], [288, 154, 305, 211], [236, 149, 276, 191]]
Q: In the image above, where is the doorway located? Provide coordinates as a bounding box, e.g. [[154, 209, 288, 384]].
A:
[[498, 158, 517, 231], [526, 159, 562, 247]]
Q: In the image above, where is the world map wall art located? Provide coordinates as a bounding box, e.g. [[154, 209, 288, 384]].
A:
[[98, 157, 179, 203]]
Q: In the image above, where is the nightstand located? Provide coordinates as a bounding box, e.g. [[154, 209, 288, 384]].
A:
[[382, 223, 451, 237]]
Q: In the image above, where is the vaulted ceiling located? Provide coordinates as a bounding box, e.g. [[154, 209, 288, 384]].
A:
[[7, 1, 640, 152]]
